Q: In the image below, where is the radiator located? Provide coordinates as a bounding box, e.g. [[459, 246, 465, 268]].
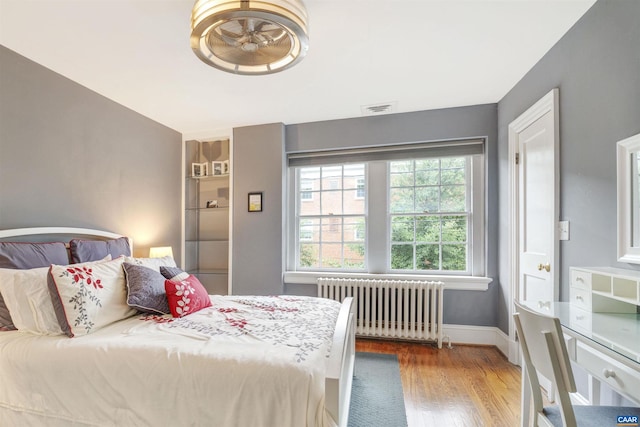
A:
[[318, 278, 445, 348]]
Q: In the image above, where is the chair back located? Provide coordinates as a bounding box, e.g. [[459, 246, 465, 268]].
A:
[[513, 301, 577, 426]]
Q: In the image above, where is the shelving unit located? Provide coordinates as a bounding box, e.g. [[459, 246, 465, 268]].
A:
[[184, 139, 230, 295], [569, 267, 640, 313]]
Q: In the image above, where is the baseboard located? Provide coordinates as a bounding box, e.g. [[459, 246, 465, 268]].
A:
[[443, 324, 511, 358]]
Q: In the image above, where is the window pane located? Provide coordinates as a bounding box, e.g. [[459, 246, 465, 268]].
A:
[[440, 185, 466, 212], [344, 244, 365, 268], [415, 169, 439, 186], [343, 166, 364, 190], [441, 167, 465, 185], [390, 244, 413, 269], [343, 190, 365, 214], [299, 243, 319, 268], [390, 161, 412, 173], [345, 216, 365, 241], [415, 216, 440, 242], [299, 218, 319, 241], [415, 159, 439, 170], [321, 243, 343, 268], [390, 188, 414, 213], [299, 196, 320, 215], [321, 190, 343, 215], [441, 157, 465, 169], [442, 244, 466, 271], [390, 172, 413, 187], [321, 166, 342, 189], [391, 216, 414, 242], [415, 187, 439, 213], [442, 215, 467, 242], [321, 217, 342, 242], [416, 244, 439, 270]]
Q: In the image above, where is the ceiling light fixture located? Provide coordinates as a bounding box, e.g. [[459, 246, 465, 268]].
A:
[[190, 0, 309, 75]]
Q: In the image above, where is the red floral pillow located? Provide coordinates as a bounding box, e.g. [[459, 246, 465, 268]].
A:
[[164, 274, 211, 318]]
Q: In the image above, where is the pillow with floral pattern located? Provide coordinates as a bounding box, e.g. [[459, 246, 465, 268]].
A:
[[164, 274, 211, 318], [48, 256, 136, 337]]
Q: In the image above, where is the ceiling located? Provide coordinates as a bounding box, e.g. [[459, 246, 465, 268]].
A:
[[0, 0, 596, 136]]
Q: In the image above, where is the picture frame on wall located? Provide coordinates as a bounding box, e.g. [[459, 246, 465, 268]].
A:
[[191, 162, 208, 177], [248, 192, 263, 212]]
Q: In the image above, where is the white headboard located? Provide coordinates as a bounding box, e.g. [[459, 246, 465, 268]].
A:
[[0, 227, 131, 250]]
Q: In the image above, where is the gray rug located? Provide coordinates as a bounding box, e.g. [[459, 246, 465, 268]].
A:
[[348, 352, 408, 427]]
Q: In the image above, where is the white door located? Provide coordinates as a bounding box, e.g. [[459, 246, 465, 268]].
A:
[[509, 89, 559, 315], [519, 109, 558, 310]]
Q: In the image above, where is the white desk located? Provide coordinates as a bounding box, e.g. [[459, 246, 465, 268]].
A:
[[520, 302, 640, 426]]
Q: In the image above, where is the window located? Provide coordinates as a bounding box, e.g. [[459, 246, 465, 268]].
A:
[[389, 158, 469, 271], [295, 165, 366, 269], [288, 139, 485, 276]]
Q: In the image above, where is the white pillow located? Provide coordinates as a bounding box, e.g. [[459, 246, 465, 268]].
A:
[[0, 266, 62, 335], [48, 256, 135, 337], [123, 255, 177, 271]]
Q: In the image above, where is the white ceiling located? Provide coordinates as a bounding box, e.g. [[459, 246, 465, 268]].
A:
[[0, 0, 596, 136]]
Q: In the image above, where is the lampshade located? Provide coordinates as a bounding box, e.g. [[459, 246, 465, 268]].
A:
[[149, 246, 174, 259], [190, 0, 309, 75]]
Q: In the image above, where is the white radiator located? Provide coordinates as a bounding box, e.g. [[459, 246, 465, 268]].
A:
[[318, 278, 445, 348]]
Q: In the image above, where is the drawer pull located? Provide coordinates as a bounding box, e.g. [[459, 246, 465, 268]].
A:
[[603, 369, 616, 379], [576, 315, 585, 320], [576, 295, 584, 301], [538, 301, 551, 310], [575, 276, 584, 283]]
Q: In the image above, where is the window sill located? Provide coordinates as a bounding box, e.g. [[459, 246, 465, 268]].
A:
[[283, 271, 492, 291]]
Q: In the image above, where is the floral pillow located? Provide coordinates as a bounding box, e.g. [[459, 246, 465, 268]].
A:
[[164, 274, 211, 318], [48, 257, 136, 337]]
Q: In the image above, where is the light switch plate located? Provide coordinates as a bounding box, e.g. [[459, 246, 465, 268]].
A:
[[559, 221, 569, 240]]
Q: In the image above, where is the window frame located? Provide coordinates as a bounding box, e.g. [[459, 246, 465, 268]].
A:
[[286, 140, 486, 277]]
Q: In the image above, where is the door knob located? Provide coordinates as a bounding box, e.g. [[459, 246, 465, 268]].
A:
[[538, 263, 551, 272], [538, 301, 551, 310]]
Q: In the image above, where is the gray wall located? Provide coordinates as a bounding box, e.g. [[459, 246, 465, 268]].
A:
[[497, 0, 640, 331], [0, 46, 183, 261], [232, 123, 286, 295], [231, 104, 500, 327]]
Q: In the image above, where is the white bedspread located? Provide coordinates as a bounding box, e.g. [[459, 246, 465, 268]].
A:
[[0, 295, 341, 427]]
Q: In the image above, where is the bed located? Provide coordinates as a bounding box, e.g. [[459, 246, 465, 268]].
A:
[[0, 227, 355, 427]]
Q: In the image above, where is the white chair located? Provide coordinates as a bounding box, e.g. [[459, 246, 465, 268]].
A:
[[513, 301, 640, 427]]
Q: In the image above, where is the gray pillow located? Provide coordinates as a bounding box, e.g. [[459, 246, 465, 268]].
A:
[[123, 263, 170, 315], [69, 237, 131, 263], [160, 265, 187, 281], [0, 241, 69, 330]]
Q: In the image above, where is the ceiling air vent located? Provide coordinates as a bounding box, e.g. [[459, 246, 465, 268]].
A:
[[361, 101, 397, 116]]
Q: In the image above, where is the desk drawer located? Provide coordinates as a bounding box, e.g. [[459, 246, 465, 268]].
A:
[[570, 287, 592, 310], [575, 341, 640, 402], [568, 306, 592, 333], [570, 268, 592, 291]]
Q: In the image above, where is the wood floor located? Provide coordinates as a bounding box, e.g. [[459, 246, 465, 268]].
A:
[[356, 339, 522, 427]]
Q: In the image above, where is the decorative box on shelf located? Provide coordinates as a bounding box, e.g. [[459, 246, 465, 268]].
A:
[[569, 267, 640, 313]]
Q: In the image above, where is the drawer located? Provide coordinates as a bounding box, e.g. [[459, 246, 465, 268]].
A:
[[570, 287, 592, 310], [568, 306, 592, 333], [576, 341, 640, 402], [570, 268, 592, 291]]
